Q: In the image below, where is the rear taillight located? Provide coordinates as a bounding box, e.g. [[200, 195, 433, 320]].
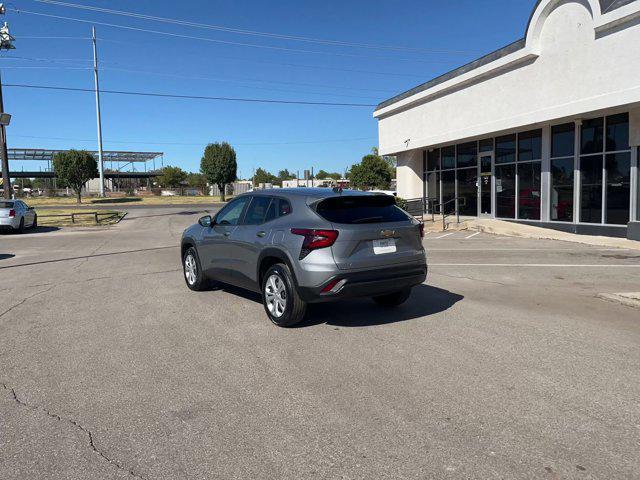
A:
[[419, 222, 424, 238], [291, 228, 339, 259], [8, 209, 15, 218]]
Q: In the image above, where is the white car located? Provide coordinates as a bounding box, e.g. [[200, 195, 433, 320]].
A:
[[0, 200, 37, 233]]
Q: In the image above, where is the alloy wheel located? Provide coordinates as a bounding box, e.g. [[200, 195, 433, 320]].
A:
[[265, 273, 287, 318], [184, 254, 197, 285]]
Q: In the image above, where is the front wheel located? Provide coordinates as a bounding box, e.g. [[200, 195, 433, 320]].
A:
[[262, 263, 307, 327], [31, 215, 38, 229], [372, 288, 412, 307], [183, 247, 208, 291]]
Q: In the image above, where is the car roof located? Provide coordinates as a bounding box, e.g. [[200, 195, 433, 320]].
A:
[[245, 188, 377, 200]]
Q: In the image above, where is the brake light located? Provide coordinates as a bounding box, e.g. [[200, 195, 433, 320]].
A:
[[8, 209, 15, 218], [419, 222, 424, 238], [291, 228, 339, 259]]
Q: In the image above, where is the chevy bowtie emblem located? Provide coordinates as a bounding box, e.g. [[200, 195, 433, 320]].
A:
[[380, 230, 395, 238]]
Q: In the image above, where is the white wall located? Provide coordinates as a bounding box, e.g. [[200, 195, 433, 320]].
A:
[[396, 150, 422, 199], [375, 0, 640, 155]]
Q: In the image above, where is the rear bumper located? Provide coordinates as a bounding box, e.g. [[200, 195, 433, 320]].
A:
[[0, 217, 18, 229], [298, 262, 427, 303]]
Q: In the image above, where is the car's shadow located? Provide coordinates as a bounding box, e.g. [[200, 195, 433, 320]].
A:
[[211, 283, 463, 328], [0, 226, 61, 235]]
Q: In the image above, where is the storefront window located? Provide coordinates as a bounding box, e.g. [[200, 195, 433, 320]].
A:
[[457, 168, 478, 216], [552, 123, 575, 158], [495, 134, 516, 164], [442, 170, 456, 213], [427, 149, 440, 171], [581, 117, 604, 155], [518, 162, 541, 220], [441, 146, 456, 170], [496, 164, 516, 218], [605, 152, 631, 225], [456, 141, 477, 168], [579, 114, 631, 224], [518, 129, 542, 162], [580, 155, 603, 223], [550, 158, 574, 222]]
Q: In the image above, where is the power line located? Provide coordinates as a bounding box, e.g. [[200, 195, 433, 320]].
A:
[[4, 82, 378, 107], [33, 0, 473, 55], [11, 8, 463, 64], [12, 133, 376, 147]]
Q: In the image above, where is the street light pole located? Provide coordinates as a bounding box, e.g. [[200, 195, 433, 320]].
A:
[[0, 73, 11, 200], [92, 26, 105, 197]]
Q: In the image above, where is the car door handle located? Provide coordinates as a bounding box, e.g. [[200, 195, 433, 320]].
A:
[[256, 231, 267, 238]]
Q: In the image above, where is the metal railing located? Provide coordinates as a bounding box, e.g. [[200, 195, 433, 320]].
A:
[[38, 211, 122, 224], [404, 196, 467, 230]]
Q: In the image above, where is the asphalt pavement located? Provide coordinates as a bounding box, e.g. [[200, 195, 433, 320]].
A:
[[1, 207, 639, 479]]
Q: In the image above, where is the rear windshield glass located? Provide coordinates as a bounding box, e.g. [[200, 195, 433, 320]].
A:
[[0, 202, 14, 208], [315, 195, 409, 224]]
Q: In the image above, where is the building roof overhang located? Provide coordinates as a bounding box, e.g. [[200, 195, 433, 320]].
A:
[[373, 0, 640, 119]]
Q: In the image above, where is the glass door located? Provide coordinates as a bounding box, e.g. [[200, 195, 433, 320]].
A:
[[479, 153, 493, 216]]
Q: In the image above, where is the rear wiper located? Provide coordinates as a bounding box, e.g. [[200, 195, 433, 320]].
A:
[[352, 216, 384, 224]]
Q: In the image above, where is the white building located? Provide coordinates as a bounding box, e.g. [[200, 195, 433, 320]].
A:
[[374, 0, 640, 238]]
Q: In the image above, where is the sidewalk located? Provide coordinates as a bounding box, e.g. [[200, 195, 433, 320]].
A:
[[467, 218, 640, 250]]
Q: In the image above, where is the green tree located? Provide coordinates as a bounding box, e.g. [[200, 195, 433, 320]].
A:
[[372, 147, 397, 177], [52, 149, 99, 204], [349, 154, 393, 190], [157, 166, 187, 188], [185, 172, 208, 191], [253, 167, 279, 186], [200, 142, 238, 201], [277, 169, 296, 182], [316, 169, 342, 180]]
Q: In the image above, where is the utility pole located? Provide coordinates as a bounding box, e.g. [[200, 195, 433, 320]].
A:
[[92, 26, 105, 197], [0, 7, 15, 199], [0, 73, 10, 199]]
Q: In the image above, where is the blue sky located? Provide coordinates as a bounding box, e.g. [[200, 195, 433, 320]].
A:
[[4, 0, 533, 178]]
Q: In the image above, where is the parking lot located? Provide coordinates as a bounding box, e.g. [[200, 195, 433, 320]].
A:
[[2, 206, 640, 479]]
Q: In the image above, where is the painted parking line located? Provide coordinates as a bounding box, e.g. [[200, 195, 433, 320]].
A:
[[465, 232, 481, 239], [434, 232, 455, 239]]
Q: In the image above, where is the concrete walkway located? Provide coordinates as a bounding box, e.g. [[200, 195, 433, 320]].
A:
[[467, 218, 640, 250]]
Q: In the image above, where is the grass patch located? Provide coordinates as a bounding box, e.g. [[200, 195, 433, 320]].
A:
[[25, 195, 226, 207], [36, 208, 124, 227]]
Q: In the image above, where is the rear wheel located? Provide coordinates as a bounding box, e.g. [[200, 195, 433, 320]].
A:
[[372, 288, 412, 307], [262, 263, 306, 327], [183, 247, 208, 291], [14, 218, 24, 234]]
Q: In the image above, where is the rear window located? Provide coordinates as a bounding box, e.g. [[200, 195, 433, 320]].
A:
[[315, 195, 409, 224], [0, 201, 14, 208]]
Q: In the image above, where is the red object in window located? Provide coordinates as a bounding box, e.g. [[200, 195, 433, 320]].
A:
[[290, 228, 339, 250], [8, 209, 15, 218]]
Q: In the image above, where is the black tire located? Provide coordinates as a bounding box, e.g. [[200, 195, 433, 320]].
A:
[[32, 215, 38, 229], [262, 263, 307, 327], [372, 288, 412, 307], [182, 247, 208, 291], [15, 218, 24, 234]]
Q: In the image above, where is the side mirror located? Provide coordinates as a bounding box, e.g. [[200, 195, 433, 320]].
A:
[[198, 215, 212, 228]]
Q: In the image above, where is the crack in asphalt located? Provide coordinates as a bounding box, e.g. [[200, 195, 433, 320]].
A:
[[1, 382, 147, 479], [0, 285, 55, 320]]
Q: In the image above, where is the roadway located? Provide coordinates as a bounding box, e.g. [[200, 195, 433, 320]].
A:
[[1, 207, 639, 479]]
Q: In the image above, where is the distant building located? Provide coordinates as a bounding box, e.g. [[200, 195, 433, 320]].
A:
[[374, 0, 640, 238], [282, 178, 350, 189]]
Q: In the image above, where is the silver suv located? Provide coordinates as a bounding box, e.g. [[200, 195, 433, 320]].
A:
[[181, 189, 427, 327]]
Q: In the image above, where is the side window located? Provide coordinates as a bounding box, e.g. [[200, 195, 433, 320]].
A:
[[244, 196, 272, 225], [265, 198, 292, 222], [215, 197, 250, 226]]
